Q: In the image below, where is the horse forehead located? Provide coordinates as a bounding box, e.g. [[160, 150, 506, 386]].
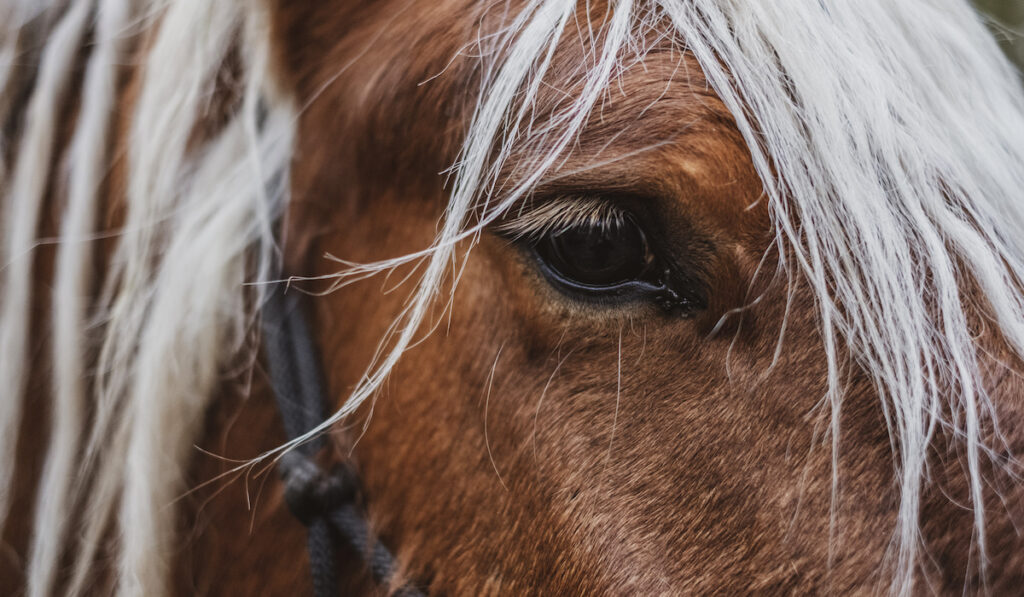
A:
[[273, 1, 728, 147], [275, 0, 759, 224]]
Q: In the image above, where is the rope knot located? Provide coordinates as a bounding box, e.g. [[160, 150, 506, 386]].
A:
[[279, 451, 358, 526]]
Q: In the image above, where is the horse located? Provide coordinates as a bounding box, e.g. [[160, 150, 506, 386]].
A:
[[2, 0, 1024, 594]]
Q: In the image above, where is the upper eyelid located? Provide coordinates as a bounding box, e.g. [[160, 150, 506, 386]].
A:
[[495, 196, 629, 241]]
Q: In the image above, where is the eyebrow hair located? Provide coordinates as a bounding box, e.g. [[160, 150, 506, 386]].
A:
[[495, 195, 628, 241]]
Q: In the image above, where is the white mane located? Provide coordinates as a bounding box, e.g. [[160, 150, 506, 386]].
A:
[[1, 0, 1023, 595], [1, 1, 293, 594]]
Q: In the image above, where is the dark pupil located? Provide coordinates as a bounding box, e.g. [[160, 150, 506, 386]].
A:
[[537, 219, 649, 287]]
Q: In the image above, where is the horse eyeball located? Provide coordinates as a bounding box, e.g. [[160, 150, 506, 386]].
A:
[[535, 218, 651, 288]]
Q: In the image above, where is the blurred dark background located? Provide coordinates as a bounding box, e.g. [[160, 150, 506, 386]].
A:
[[975, 0, 1024, 70]]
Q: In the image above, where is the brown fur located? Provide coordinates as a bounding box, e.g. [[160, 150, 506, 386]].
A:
[[4, 0, 1024, 595]]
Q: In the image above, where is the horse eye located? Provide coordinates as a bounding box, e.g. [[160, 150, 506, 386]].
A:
[[534, 218, 653, 290]]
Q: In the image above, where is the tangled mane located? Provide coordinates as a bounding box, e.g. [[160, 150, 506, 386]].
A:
[[1, 0, 1023, 595]]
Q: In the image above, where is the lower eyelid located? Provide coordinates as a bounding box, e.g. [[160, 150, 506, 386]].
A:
[[516, 236, 707, 320], [528, 245, 701, 317]]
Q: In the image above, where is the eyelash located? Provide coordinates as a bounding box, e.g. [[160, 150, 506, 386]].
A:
[[496, 197, 627, 241]]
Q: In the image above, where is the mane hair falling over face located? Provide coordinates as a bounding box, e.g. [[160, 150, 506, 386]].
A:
[[1, 0, 1024, 595], [0, 1, 295, 594]]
